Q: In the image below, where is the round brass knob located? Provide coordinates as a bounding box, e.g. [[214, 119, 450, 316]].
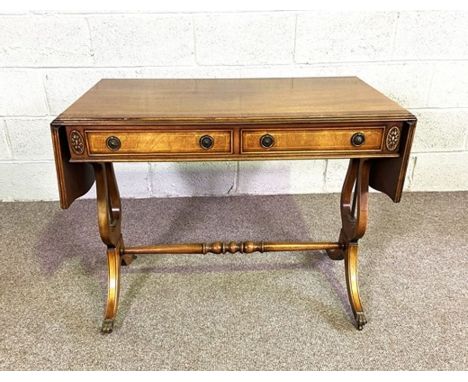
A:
[[106, 136, 121, 151], [351, 132, 365, 147], [199, 135, 214, 150], [260, 134, 275, 148]]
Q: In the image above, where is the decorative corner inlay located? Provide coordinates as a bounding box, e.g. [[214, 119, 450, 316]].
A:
[[70, 130, 85, 155], [386, 126, 400, 151]]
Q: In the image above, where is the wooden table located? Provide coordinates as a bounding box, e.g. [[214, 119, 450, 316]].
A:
[[51, 77, 416, 333]]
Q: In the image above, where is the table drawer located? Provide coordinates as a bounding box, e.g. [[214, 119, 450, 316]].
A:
[[241, 127, 385, 154], [83, 129, 233, 156]]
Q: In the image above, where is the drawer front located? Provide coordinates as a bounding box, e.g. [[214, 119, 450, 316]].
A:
[[241, 127, 385, 154], [85, 129, 233, 156]]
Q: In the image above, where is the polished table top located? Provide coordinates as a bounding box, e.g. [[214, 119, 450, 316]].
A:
[[53, 77, 413, 125]]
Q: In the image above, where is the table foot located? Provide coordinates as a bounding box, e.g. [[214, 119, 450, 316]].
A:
[[355, 312, 367, 330], [101, 241, 122, 334], [101, 319, 114, 334], [345, 243, 367, 330]]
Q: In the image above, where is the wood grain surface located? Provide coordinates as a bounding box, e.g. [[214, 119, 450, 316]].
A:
[[241, 127, 384, 153], [86, 129, 232, 155], [52, 77, 414, 125]]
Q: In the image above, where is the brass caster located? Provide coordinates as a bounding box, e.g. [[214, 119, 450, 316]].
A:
[[356, 312, 367, 330], [101, 319, 114, 334]]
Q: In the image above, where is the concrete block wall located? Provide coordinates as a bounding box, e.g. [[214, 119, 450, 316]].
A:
[[1, 11, 467, 201]]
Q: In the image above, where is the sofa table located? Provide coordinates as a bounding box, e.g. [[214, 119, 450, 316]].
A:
[[50, 77, 416, 333]]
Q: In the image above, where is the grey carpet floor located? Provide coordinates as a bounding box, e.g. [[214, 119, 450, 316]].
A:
[[0, 192, 467, 370]]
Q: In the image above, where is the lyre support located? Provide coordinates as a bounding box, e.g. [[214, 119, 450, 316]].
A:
[[327, 158, 370, 329], [94, 163, 122, 247], [94, 163, 134, 333], [94, 160, 371, 333]]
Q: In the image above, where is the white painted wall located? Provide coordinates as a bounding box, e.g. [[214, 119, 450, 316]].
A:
[[1, 11, 467, 201]]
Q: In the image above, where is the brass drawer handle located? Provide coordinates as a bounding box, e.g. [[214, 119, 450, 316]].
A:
[[260, 134, 275, 148], [351, 132, 365, 147], [106, 136, 121, 151], [199, 135, 214, 150]]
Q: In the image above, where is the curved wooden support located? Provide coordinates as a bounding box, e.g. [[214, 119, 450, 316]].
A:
[[327, 159, 370, 260], [94, 162, 135, 267], [94, 163, 134, 333], [101, 236, 123, 334], [94, 163, 122, 247], [340, 159, 370, 242], [326, 159, 370, 329], [345, 243, 367, 330]]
